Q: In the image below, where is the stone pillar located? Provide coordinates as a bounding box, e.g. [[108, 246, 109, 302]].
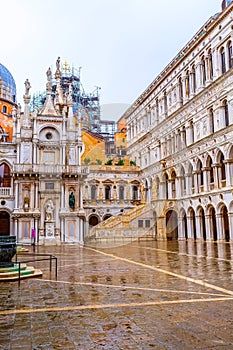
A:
[[193, 171, 199, 194], [228, 212, 233, 241], [178, 215, 186, 240], [35, 181, 39, 209], [79, 183, 83, 210], [216, 213, 224, 241], [224, 160, 231, 187], [186, 215, 193, 239], [195, 215, 202, 240], [14, 219, 18, 241], [205, 214, 212, 240], [14, 182, 19, 209]]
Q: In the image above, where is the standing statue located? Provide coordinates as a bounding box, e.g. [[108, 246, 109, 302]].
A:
[[69, 192, 75, 209], [24, 79, 31, 95], [56, 57, 61, 70], [46, 67, 52, 82], [45, 200, 54, 221]]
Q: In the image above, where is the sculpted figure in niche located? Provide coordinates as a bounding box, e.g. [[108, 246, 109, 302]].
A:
[[45, 200, 54, 221], [24, 194, 30, 211], [69, 192, 75, 209]]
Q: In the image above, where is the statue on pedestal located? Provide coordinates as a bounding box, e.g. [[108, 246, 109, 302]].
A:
[[45, 200, 54, 221], [69, 192, 75, 210]]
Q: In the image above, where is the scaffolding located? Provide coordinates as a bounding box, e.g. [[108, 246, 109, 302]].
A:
[[30, 61, 101, 133]]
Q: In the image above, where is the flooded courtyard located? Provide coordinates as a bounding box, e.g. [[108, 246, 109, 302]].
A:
[[1, 240, 233, 349]]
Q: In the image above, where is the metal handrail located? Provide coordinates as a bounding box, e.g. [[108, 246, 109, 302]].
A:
[[13, 253, 58, 286]]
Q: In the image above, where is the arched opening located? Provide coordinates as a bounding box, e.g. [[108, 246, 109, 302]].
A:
[[0, 163, 11, 187], [197, 159, 204, 193], [91, 185, 97, 201], [209, 206, 217, 241], [189, 208, 196, 240], [103, 214, 112, 221], [199, 207, 206, 241], [132, 185, 139, 201], [119, 186, 124, 200], [223, 100, 229, 127], [209, 108, 214, 134], [89, 215, 99, 227], [171, 171, 176, 198], [180, 166, 185, 196], [166, 210, 178, 240], [228, 40, 232, 68], [164, 173, 169, 200], [206, 155, 214, 190], [180, 209, 188, 240], [221, 205, 229, 242], [105, 185, 111, 200], [220, 47, 226, 73], [208, 49, 213, 80], [0, 211, 10, 236]]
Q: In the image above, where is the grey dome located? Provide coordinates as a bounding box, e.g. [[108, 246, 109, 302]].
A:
[[0, 63, 16, 103]]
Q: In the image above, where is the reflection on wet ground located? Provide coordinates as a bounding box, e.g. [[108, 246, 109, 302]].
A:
[[1, 240, 233, 349]]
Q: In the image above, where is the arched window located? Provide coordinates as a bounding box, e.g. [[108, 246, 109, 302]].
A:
[[2, 105, 7, 114], [132, 185, 138, 201], [219, 152, 226, 183], [105, 185, 111, 200], [220, 47, 226, 73], [201, 55, 206, 85], [208, 49, 213, 80], [197, 159, 204, 192], [185, 70, 190, 98], [178, 76, 183, 104], [191, 64, 196, 93], [223, 100, 229, 127], [91, 185, 97, 200], [164, 173, 169, 200], [0, 163, 11, 187], [209, 107, 214, 133], [119, 186, 124, 200], [171, 171, 176, 199], [227, 41, 232, 69]]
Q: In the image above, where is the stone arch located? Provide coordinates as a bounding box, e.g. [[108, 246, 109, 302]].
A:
[[0, 162, 11, 187], [103, 214, 112, 221], [206, 204, 217, 241], [196, 206, 206, 241], [0, 210, 10, 236], [170, 170, 177, 199], [88, 215, 100, 227], [165, 209, 178, 240], [162, 172, 169, 200], [217, 202, 230, 242]]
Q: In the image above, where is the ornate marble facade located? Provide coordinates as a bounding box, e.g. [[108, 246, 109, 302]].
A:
[[122, 2, 233, 241]]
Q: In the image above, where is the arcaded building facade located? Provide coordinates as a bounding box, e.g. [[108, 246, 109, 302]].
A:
[[123, 1, 233, 241]]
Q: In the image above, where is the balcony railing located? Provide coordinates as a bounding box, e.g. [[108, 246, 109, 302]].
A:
[[0, 187, 11, 196], [13, 164, 89, 176]]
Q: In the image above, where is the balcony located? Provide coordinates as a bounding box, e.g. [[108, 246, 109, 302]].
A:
[[0, 187, 11, 197], [13, 164, 89, 176]]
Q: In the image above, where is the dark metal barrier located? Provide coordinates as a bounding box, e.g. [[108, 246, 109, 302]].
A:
[[14, 253, 58, 286]]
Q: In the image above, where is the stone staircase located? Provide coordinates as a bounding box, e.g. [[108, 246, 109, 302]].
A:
[[85, 203, 156, 244], [0, 263, 42, 281]]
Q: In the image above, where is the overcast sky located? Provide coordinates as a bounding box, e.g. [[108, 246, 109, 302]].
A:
[[1, 0, 221, 119]]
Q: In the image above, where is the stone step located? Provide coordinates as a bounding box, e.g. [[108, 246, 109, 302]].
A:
[[0, 265, 43, 281]]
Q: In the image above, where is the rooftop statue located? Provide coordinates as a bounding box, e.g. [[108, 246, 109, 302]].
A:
[[24, 78, 31, 95], [46, 67, 52, 82]]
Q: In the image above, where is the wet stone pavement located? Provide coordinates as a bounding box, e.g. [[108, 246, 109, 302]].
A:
[[1, 240, 233, 349]]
